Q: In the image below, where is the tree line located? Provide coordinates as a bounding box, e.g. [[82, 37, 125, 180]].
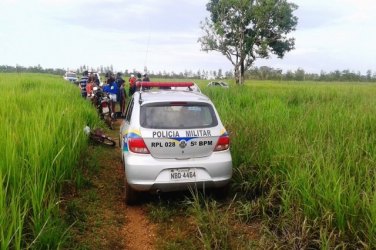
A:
[[246, 67, 376, 82], [0, 64, 65, 75], [1, 64, 375, 82]]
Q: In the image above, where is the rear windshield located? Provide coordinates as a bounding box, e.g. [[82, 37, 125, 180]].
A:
[[140, 103, 218, 129]]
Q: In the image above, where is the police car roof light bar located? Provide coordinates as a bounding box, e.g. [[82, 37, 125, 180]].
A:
[[136, 82, 194, 88], [138, 82, 195, 104]]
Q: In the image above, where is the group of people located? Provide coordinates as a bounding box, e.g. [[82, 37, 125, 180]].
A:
[[78, 71, 100, 98], [78, 70, 150, 118], [128, 72, 150, 95]]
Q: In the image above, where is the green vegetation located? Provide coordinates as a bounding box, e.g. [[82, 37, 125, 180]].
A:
[[2, 74, 376, 248], [0, 73, 98, 249], [157, 80, 375, 248], [200, 0, 298, 84], [203, 80, 376, 248], [147, 190, 257, 250]]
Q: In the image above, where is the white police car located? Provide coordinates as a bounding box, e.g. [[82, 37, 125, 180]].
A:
[[120, 82, 232, 204], [63, 72, 78, 83]]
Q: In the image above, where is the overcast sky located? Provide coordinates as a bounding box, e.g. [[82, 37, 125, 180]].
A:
[[0, 0, 375, 74]]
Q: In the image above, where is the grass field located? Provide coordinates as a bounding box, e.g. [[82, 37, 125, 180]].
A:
[[0, 73, 98, 249], [202, 80, 376, 248], [1, 74, 376, 248]]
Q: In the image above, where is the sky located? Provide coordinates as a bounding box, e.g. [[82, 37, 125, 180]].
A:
[[0, 0, 375, 75]]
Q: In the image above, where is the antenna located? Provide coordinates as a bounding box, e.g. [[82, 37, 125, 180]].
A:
[[144, 16, 151, 73], [139, 92, 143, 104]]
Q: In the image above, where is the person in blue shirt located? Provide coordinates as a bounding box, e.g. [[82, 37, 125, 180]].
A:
[[115, 72, 126, 117], [103, 72, 119, 118]]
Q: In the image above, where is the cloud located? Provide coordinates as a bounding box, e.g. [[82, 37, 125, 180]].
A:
[[1, 0, 376, 74], [37, 0, 206, 34]]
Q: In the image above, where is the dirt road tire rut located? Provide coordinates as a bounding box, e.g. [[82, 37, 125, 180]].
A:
[[66, 119, 156, 249]]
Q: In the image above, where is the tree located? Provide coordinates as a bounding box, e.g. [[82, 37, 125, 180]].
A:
[[199, 0, 298, 84], [218, 68, 223, 78], [294, 68, 305, 81], [259, 66, 274, 80], [285, 70, 294, 80], [366, 70, 372, 81]]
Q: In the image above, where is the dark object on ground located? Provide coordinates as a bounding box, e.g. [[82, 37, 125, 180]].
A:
[[89, 128, 116, 146]]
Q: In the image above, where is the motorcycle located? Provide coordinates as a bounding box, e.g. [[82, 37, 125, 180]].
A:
[[84, 126, 116, 147], [92, 87, 114, 130]]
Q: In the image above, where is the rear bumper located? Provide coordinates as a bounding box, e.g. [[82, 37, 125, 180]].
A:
[[123, 151, 232, 192]]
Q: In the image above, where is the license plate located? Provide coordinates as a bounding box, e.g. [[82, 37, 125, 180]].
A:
[[102, 107, 109, 114], [170, 168, 196, 181]]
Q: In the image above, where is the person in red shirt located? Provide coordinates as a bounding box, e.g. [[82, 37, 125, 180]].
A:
[[128, 74, 136, 96], [86, 74, 94, 98]]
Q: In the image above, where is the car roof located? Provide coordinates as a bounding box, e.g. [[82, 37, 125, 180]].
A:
[[134, 90, 211, 105]]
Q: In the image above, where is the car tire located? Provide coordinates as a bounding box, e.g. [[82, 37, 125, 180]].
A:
[[124, 176, 138, 205]]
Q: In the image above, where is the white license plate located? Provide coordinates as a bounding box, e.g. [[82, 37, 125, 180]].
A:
[[102, 107, 109, 114], [170, 168, 196, 181]]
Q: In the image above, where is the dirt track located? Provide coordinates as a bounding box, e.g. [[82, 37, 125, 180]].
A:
[[108, 119, 155, 250], [123, 206, 156, 250], [66, 119, 156, 249]]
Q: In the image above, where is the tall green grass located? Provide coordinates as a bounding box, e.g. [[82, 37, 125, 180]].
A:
[[203, 81, 376, 248], [0, 73, 98, 249]]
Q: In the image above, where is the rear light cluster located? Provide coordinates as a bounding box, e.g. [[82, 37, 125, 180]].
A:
[[128, 136, 229, 153], [128, 138, 150, 154], [214, 136, 230, 151]]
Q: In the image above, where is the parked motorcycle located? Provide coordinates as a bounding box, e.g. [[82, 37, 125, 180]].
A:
[[92, 87, 114, 130]]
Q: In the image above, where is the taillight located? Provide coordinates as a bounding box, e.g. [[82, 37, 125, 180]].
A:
[[214, 136, 230, 151], [128, 138, 150, 154]]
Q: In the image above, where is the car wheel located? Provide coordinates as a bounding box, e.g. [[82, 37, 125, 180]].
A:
[[124, 176, 138, 205]]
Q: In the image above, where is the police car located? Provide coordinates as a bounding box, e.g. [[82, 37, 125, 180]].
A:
[[120, 82, 232, 204], [63, 72, 78, 83]]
